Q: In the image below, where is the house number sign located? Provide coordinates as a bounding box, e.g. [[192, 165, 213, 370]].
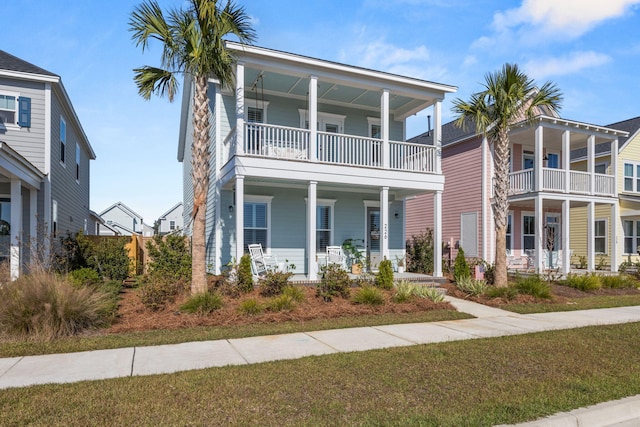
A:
[[383, 224, 388, 240]]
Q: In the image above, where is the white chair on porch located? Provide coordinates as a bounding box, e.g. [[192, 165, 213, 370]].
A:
[[326, 246, 346, 269], [248, 244, 278, 277]]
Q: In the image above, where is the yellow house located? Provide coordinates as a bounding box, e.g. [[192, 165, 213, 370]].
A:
[[569, 116, 640, 271]]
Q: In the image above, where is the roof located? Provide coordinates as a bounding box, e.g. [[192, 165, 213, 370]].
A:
[[0, 50, 57, 77], [99, 202, 144, 221], [159, 202, 183, 220], [606, 116, 640, 151], [408, 117, 476, 146]]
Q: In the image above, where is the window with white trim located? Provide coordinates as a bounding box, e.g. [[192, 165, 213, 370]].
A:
[[506, 213, 512, 254], [624, 162, 640, 193], [243, 197, 271, 251], [523, 213, 535, 251], [546, 153, 559, 169], [60, 117, 66, 164], [623, 220, 640, 255], [169, 220, 176, 231], [0, 94, 17, 125], [595, 162, 608, 174], [594, 219, 607, 254], [247, 107, 264, 123], [316, 205, 332, 251]]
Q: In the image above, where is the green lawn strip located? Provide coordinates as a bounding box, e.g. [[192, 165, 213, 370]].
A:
[[502, 294, 640, 314], [2, 323, 640, 426], [0, 309, 471, 358]]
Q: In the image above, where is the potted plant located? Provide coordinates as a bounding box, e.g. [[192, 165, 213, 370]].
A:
[[395, 255, 405, 274], [342, 238, 364, 274]]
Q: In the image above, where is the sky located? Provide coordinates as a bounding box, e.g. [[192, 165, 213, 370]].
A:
[[4, 0, 640, 223]]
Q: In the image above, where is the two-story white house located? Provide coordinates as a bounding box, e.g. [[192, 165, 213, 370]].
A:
[[0, 50, 96, 278], [157, 202, 183, 235], [178, 43, 456, 279], [99, 201, 153, 237]]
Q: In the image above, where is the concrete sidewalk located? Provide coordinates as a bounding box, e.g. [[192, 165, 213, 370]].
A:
[[1, 297, 640, 425]]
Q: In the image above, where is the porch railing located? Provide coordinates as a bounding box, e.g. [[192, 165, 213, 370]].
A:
[[244, 123, 310, 160], [509, 169, 534, 194], [507, 168, 615, 197], [569, 171, 590, 194], [317, 131, 379, 167], [390, 141, 436, 172], [594, 173, 615, 195], [542, 168, 565, 191]]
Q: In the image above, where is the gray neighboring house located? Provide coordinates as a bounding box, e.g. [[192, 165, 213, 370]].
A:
[[0, 50, 96, 278], [157, 202, 183, 235], [99, 201, 153, 237]]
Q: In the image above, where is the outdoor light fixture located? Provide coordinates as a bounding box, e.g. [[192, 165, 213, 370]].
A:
[[228, 205, 234, 213]]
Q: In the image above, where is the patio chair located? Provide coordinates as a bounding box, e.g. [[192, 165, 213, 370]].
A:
[[248, 243, 278, 277], [326, 246, 346, 269]]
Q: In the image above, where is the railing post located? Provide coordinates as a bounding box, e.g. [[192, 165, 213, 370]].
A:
[[309, 75, 318, 162], [433, 99, 442, 175], [235, 62, 245, 155], [612, 137, 618, 197]]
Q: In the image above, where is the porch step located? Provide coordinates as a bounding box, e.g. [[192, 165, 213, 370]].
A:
[[122, 278, 137, 288]]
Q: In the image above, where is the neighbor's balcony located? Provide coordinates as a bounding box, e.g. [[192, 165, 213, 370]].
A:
[[508, 168, 615, 196], [222, 123, 438, 174]]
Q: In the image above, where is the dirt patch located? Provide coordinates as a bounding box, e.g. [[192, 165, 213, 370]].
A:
[[107, 285, 454, 334]]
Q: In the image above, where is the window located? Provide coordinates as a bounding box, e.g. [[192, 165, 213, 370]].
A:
[[594, 219, 607, 254], [169, 220, 176, 231], [244, 201, 268, 251], [523, 213, 535, 251], [75, 143, 80, 181], [624, 162, 640, 193], [506, 213, 512, 254], [60, 117, 66, 164], [595, 162, 607, 174], [316, 205, 332, 251], [0, 94, 16, 125], [0, 93, 30, 127], [623, 220, 640, 255], [546, 153, 559, 169], [247, 107, 263, 123]]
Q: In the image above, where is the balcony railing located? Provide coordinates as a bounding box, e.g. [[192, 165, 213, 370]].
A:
[[228, 122, 438, 174], [507, 168, 615, 197]]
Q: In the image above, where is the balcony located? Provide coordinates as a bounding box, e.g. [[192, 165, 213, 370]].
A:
[[508, 168, 615, 197], [222, 123, 438, 174]]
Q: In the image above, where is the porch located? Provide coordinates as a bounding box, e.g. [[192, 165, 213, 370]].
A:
[[509, 168, 616, 196]]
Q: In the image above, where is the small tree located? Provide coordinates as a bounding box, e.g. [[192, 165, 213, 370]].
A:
[[376, 259, 394, 290], [146, 235, 192, 283], [237, 254, 254, 293], [453, 247, 470, 282], [406, 229, 434, 274]]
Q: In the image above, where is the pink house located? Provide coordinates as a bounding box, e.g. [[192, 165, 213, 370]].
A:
[[406, 112, 628, 275]]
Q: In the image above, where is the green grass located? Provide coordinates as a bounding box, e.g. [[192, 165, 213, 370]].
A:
[[2, 323, 640, 426], [501, 294, 640, 314], [0, 309, 471, 358]]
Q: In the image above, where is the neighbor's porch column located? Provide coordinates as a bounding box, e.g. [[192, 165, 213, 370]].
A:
[[433, 99, 443, 174], [309, 75, 318, 162], [563, 130, 570, 193], [611, 202, 619, 272], [29, 188, 37, 271], [535, 124, 544, 192], [235, 175, 245, 263], [434, 190, 443, 277], [587, 201, 595, 272], [588, 135, 595, 195], [381, 89, 390, 169], [307, 181, 317, 280], [535, 195, 544, 272], [612, 137, 619, 197], [10, 179, 22, 280], [235, 62, 245, 155], [562, 199, 571, 276], [380, 186, 389, 260]]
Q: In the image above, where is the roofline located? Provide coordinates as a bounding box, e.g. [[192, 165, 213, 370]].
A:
[[159, 202, 183, 219], [99, 201, 144, 220], [529, 115, 629, 137], [0, 69, 59, 84]]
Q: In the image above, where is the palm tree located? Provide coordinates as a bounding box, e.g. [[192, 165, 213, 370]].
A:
[[451, 63, 562, 287], [129, 0, 255, 294]]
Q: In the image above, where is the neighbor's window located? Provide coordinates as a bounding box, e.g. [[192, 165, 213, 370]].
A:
[[244, 201, 268, 250], [594, 219, 606, 254], [506, 213, 512, 254], [523, 214, 535, 251], [169, 220, 176, 231], [0, 94, 16, 125], [316, 205, 332, 251], [623, 220, 640, 255], [624, 162, 640, 193], [60, 117, 67, 164]]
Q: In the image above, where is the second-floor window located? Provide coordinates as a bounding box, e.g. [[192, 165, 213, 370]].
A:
[[624, 162, 640, 192], [60, 117, 66, 164], [0, 94, 16, 125]]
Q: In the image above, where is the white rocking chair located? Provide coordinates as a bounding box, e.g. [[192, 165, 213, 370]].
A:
[[248, 244, 278, 277], [325, 246, 346, 269]]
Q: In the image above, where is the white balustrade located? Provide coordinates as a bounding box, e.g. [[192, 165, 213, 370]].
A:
[[244, 123, 310, 160], [317, 131, 381, 167], [594, 173, 615, 195], [509, 169, 534, 194], [570, 171, 591, 194], [390, 141, 436, 172], [542, 168, 565, 192]]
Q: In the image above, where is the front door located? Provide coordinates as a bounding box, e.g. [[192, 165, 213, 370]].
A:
[[545, 214, 561, 268], [367, 207, 381, 270]]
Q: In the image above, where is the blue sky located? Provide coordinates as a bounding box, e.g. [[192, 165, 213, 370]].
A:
[[4, 0, 640, 222]]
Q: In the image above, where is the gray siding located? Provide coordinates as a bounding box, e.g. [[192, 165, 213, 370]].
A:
[[182, 83, 195, 232]]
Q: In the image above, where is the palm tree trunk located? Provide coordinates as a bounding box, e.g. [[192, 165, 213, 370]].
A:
[[492, 130, 510, 287], [190, 73, 211, 294]]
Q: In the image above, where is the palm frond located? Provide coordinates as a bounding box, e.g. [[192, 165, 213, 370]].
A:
[[133, 66, 179, 101]]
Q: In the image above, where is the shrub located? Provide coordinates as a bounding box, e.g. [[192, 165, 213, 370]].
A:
[[485, 285, 519, 300], [139, 277, 187, 311], [562, 273, 601, 291], [600, 274, 637, 289], [237, 254, 254, 293], [412, 285, 445, 303], [453, 247, 470, 281], [282, 285, 305, 303], [456, 276, 486, 296], [375, 259, 394, 289], [405, 229, 434, 273], [180, 292, 223, 315], [238, 298, 264, 315], [259, 270, 294, 297], [352, 286, 385, 305], [266, 294, 296, 312], [146, 235, 192, 283], [392, 281, 415, 303], [0, 272, 111, 340], [317, 264, 351, 302], [481, 261, 495, 285], [69, 267, 101, 287], [514, 275, 551, 299], [81, 235, 131, 281], [392, 280, 445, 303]]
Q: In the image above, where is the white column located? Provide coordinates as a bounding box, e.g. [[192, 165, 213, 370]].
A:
[[587, 201, 594, 271], [562, 199, 571, 276], [380, 187, 389, 260], [235, 62, 245, 154], [481, 136, 488, 261], [611, 203, 619, 272], [235, 175, 245, 263], [381, 89, 390, 169], [535, 124, 544, 191], [535, 196, 544, 272], [309, 75, 318, 162], [307, 181, 317, 280], [588, 135, 595, 195], [563, 130, 570, 193], [10, 179, 21, 280], [612, 137, 619, 197], [433, 100, 443, 175], [29, 188, 37, 270], [434, 190, 443, 277]]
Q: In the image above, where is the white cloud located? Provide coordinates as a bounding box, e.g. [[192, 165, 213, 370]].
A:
[[493, 0, 640, 38], [524, 51, 611, 79]]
